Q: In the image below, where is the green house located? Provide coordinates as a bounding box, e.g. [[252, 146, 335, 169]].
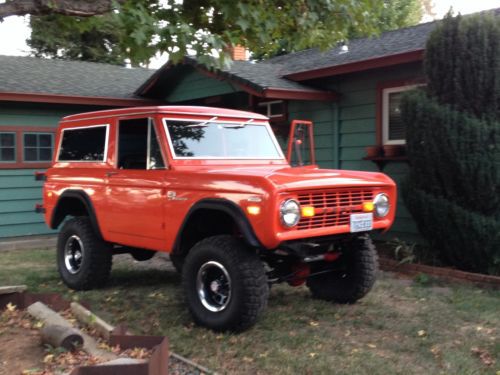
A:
[[0, 19, 443, 243]]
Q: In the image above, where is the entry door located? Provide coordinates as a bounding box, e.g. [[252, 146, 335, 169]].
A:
[[105, 118, 168, 250]]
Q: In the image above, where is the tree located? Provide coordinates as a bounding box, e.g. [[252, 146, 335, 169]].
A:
[[2, 0, 392, 65], [401, 12, 500, 275]]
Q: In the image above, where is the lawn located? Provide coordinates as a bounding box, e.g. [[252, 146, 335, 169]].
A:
[[0, 248, 498, 374]]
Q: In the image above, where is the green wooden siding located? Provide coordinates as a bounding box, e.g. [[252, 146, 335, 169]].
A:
[[0, 168, 54, 237], [327, 63, 423, 240], [0, 102, 105, 238], [166, 70, 240, 102]]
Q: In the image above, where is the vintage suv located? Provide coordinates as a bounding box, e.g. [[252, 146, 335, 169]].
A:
[[39, 106, 396, 332]]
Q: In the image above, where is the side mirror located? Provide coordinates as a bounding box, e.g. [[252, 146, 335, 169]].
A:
[[286, 120, 316, 167]]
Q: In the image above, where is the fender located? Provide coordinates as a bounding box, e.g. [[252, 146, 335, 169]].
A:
[[50, 190, 103, 240], [173, 198, 263, 253]]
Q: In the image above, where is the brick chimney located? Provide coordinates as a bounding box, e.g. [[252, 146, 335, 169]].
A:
[[228, 45, 248, 61]]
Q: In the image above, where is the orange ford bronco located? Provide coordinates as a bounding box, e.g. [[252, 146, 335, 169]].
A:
[[38, 106, 396, 332]]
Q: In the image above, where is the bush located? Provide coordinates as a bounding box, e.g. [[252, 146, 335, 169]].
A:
[[402, 12, 500, 275]]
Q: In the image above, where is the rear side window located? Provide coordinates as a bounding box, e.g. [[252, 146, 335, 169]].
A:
[[58, 125, 108, 162]]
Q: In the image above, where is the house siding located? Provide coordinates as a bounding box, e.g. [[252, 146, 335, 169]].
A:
[[166, 70, 239, 102], [0, 102, 104, 238], [323, 63, 423, 240]]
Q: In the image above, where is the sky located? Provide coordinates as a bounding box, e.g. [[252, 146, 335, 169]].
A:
[[0, 0, 499, 68]]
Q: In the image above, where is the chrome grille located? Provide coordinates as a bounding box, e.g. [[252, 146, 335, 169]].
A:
[[296, 188, 374, 230]]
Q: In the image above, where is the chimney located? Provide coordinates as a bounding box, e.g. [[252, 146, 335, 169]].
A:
[[228, 44, 248, 61]]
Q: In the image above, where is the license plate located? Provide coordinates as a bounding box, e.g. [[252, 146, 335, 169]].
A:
[[350, 213, 373, 233]]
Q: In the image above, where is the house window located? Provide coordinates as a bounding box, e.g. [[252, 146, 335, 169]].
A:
[[24, 133, 53, 162], [58, 125, 108, 162], [257, 100, 286, 119], [382, 85, 421, 145], [0, 132, 16, 162]]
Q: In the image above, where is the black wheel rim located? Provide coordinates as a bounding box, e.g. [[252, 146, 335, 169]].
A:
[[64, 235, 84, 274], [196, 261, 232, 312]]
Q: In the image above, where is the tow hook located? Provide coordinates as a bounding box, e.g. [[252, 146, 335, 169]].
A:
[[303, 252, 341, 263], [287, 262, 310, 286]]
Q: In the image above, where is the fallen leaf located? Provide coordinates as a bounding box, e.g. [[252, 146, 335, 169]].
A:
[[471, 347, 495, 367], [309, 321, 319, 327], [418, 330, 427, 337], [367, 343, 377, 349]]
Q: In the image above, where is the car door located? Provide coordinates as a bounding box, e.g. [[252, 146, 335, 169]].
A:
[[104, 117, 168, 251]]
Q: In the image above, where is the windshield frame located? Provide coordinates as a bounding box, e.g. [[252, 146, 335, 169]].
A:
[[162, 117, 286, 160]]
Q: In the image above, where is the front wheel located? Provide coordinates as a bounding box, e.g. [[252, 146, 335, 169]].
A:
[[306, 235, 378, 303], [182, 235, 269, 332], [57, 217, 112, 290]]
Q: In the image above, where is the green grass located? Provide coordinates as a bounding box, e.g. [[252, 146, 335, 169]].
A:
[[1, 248, 499, 374]]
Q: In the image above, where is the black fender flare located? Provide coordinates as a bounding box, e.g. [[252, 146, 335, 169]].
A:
[[173, 198, 263, 254], [50, 190, 103, 240]]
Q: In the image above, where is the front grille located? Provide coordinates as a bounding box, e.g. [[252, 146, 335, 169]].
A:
[[296, 188, 374, 230]]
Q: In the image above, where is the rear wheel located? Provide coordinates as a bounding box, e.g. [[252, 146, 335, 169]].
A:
[[57, 217, 112, 290], [182, 235, 269, 332], [306, 235, 378, 303]]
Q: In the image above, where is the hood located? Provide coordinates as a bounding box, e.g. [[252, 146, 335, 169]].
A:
[[180, 165, 394, 191]]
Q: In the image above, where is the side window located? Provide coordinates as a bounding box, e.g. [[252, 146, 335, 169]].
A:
[[58, 126, 107, 161], [118, 118, 165, 170], [0, 132, 16, 162], [24, 133, 53, 162]]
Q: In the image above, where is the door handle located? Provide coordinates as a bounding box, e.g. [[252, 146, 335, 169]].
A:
[[105, 171, 119, 177]]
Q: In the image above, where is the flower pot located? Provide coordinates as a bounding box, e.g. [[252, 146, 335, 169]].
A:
[[383, 145, 404, 157], [365, 146, 382, 158]]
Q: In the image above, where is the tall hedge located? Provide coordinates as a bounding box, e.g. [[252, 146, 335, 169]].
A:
[[401, 13, 500, 275]]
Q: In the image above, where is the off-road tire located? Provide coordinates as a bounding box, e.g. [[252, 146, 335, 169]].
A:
[[130, 248, 156, 261], [306, 235, 378, 303], [170, 253, 184, 273], [57, 217, 112, 290], [182, 235, 269, 332]]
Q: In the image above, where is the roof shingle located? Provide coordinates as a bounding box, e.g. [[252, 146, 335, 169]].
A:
[[0, 55, 155, 98]]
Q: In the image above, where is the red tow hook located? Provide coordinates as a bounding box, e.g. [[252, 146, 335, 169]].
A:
[[323, 252, 341, 262], [288, 262, 311, 286]]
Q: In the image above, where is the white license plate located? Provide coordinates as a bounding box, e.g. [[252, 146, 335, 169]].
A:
[[350, 213, 373, 233]]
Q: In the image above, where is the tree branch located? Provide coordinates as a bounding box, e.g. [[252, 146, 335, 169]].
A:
[[0, 0, 124, 19]]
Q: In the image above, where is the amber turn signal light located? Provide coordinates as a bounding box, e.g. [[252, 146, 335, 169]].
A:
[[362, 202, 374, 212], [301, 206, 315, 217], [246, 206, 261, 215]]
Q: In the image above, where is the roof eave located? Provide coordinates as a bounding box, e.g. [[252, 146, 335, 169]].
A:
[[191, 64, 338, 101], [284, 49, 424, 81], [0, 92, 162, 107]]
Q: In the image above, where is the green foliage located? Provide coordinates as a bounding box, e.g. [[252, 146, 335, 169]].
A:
[[28, 14, 125, 65], [349, 0, 422, 38], [28, 0, 392, 66], [402, 13, 500, 275]]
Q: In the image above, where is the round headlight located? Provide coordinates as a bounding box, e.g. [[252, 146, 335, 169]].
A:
[[373, 193, 390, 217], [280, 199, 301, 227]]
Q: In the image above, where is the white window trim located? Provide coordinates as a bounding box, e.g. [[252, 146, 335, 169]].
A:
[[382, 85, 421, 145], [257, 100, 285, 118]]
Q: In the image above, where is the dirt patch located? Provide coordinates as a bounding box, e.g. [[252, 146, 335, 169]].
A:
[[0, 326, 45, 375]]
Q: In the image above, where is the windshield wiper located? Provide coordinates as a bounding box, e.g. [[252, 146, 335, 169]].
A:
[[223, 119, 254, 128], [186, 116, 218, 128]]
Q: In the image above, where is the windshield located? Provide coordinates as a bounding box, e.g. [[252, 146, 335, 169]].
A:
[[164, 120, 283, 159]]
